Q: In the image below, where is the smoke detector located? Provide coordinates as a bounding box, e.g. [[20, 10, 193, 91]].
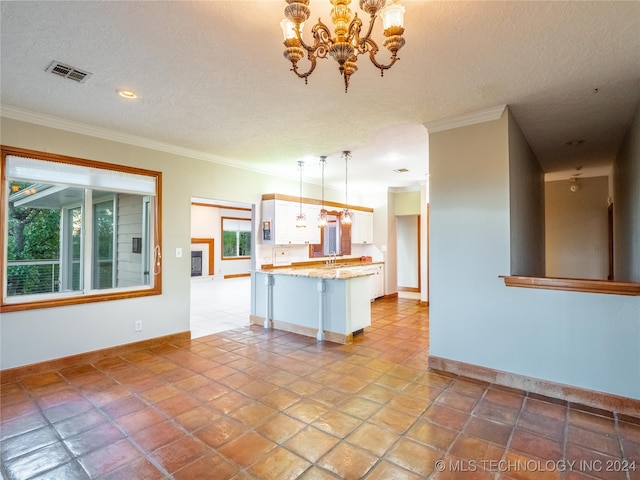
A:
[[46, 61, 92, 83]]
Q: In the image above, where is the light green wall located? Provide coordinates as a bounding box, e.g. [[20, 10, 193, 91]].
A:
[[0, 118, 327, 368], [393, 190, 421, 216]]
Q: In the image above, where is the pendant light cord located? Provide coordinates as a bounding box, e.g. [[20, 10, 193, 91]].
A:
[[298, 160, 304, 215], [343, 151, 351, 209]]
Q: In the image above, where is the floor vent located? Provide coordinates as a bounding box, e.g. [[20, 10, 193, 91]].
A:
[[46, 61, 92, 83]]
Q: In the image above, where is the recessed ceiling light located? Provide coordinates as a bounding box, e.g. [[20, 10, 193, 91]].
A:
[[393, 168, 409, 173], [117, 89, 138, 99]]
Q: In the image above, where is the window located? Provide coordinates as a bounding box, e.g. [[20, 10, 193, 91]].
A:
[[221, 217, 251, 259], [1, 146, 162, 312], [309, 211, 351, 258]]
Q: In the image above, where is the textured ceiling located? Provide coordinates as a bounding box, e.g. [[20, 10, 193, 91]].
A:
[[1, 1, 639, 192]]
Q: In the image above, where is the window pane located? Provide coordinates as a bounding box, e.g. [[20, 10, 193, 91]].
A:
[[223, 230, 238, 257], [65, 205, 83, 292], [93, 199, 115, 289], [222, 217, 252, 258], [324, 223, 338, 255], [239, 231, 251, 256], [7, 182, 66, 296], [110, 193, 152, 288]]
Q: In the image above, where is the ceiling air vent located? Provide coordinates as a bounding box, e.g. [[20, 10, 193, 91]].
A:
[[46, 61, 92, 83]]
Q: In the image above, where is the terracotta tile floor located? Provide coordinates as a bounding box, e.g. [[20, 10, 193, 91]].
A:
[[2, 298, 639, 479]]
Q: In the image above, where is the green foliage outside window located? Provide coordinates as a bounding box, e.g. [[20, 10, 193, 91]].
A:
[[7, 183, 62, 295], [222, 230, 251, 258]]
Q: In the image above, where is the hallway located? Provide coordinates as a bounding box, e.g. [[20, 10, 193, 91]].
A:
[[1, 298, 638, 479]]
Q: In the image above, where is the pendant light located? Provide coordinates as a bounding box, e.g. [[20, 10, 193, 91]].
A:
[[295, 160, 307, 228], [341, 151, 353, 225], [317, 156, 328, 228]]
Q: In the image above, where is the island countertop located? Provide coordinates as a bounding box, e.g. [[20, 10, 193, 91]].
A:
[[251, 266, 373, 343], [259, 266, 374, 280]]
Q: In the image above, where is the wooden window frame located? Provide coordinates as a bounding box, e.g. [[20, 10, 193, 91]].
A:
[[221, 216, 252, 260], [1, 146, 163, 313]]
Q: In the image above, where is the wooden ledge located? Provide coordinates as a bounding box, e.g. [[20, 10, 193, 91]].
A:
[[500, 275, 640, 296]]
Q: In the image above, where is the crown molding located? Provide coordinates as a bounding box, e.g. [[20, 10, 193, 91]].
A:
[[424, 105, 507, 134], [0, 104, 269, 175]]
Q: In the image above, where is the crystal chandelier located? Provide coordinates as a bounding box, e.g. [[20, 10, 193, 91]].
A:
[[280, 0, 406, 92], [296, 160, 307, 228], [341, 151, 353, 225], [317, 156, 329, 228]]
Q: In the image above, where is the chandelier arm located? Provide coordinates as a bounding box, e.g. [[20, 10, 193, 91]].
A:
[[310, 21, 333, 59], [289, 20, 334, 80], [352, 13, 375, 49], [290, 56, 318, 80], [295, 20, 332, 57], [365, 37, 400, 73]]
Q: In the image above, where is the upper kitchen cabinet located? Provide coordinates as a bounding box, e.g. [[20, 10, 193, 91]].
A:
[[261, 194, 372, 246], [351, 210, 374, 244], [262, 199, 321, 245]]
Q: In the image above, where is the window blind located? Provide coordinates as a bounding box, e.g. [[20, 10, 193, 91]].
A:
[[6, 156, 156, 195]]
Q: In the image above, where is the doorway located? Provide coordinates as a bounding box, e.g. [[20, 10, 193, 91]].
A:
[[396, 214, 420, 298], [189, 197, 254, 337]]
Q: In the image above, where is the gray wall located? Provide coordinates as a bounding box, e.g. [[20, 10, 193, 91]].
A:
[[508, 112, 545, 277], [613, 104, 640, 282], [545, 176, 609, 279], [429, 109, 640, 399]]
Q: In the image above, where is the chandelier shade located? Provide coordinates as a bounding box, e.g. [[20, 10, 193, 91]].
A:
[[280, 0, 406, 92]]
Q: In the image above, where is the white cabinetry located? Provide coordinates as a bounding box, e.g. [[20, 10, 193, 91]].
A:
[[365, 264, 384, 300], [351, 211, 374, 244], [323, 263, 383, 300], [304, 204, 322, 244], [262, 200, 321, 245]]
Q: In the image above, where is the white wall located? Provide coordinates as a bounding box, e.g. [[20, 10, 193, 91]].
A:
[[421, 184, 429, 304], [429, 109, 640, 399], [396, 215, 419, 289], [392, 190, 422, 292], [190, 204, 218, 276], [190, 204, 252, 277]]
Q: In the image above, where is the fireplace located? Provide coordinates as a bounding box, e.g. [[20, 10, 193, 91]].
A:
[[191, 251, 203, 277]]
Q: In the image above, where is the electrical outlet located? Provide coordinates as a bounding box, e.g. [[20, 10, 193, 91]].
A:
[[134, 320, 142, 332]]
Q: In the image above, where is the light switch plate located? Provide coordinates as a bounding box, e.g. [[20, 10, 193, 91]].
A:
[[176, 247, 183, 258]]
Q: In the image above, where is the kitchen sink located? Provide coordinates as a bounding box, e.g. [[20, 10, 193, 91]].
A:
[[316, 263, 351, 269]]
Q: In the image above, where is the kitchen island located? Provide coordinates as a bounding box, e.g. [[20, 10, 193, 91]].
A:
[[250, 266, 373, 344]]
